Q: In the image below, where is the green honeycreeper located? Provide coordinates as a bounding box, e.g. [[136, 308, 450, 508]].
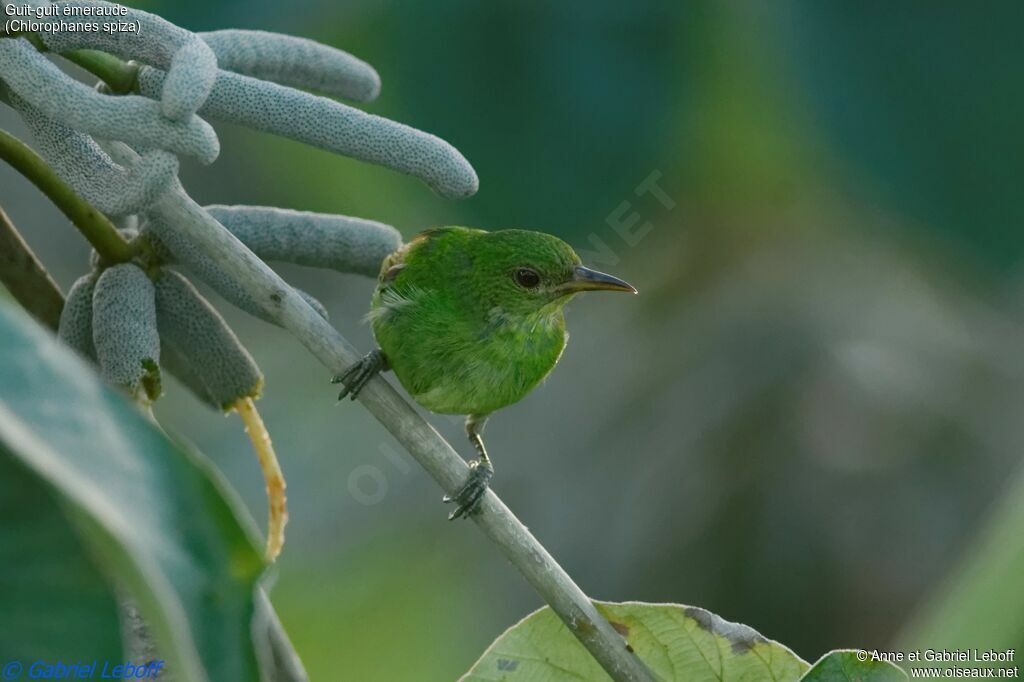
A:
[[333, 226, 636, 519]]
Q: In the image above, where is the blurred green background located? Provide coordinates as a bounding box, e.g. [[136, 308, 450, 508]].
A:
[[3, 1, 1024, 679]]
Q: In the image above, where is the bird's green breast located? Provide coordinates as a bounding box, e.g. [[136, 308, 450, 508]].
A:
[[371, 287, 567, 415]]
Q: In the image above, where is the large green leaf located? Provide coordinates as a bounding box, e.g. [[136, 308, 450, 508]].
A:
[[801, 651, 907, 682], [462, 601, 809, 681], [0, 448, 122, 662], [0, 301, 302, 681]]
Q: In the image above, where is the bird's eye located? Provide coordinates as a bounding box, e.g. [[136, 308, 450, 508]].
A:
[[514, 267, 541, 289]]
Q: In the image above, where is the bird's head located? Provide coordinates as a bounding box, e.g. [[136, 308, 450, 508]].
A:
[[467, 229, 636, 317]]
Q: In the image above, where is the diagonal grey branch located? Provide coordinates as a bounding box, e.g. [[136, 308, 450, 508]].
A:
[[3, 21, 653, 679], [0, 205, 64, 331], [150, 186, 658, 682]]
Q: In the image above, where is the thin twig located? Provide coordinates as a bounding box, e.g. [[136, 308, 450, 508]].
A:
[[233, 396, 288, 562], [0, 205, 63, 330], [0, 128, 133, 263], [153, 190, 658, 682], [2, 36, 655, 681]]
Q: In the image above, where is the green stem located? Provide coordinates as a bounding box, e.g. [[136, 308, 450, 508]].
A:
[[0, 128, 133, 263], [62, 49, 140, 94], [0, 33, 139, 94]]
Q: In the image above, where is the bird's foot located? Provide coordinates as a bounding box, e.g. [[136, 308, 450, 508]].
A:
[[443, 457, 493, 520], [332, 349, 388, 401]]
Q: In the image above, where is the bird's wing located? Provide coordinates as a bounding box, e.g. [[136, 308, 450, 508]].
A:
[[365, 284, 429, 324], [377, 226, 481, 284]]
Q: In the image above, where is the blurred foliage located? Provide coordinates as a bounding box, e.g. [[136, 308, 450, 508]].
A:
[[899, 465, 1024, 659], [0, 449, 122, 663], [272, 529, 478, 681], [0, 301, 300, 680], [3, 0, 1024, 679], [780, 2, 1024, 268]]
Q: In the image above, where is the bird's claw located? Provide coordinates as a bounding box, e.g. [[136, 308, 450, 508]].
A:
[[332, 349, 387, 401], [444, 458, 493, 520]]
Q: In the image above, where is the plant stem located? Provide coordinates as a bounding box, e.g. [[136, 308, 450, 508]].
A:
[[61, 48, 140, 94], [0, 128, 133, 263], [0, 205, 63, 330], [0, 32, 654, 677], [152, 188, 658, 682], [233, 396, 288, 562], [0, 32, 139, 93]]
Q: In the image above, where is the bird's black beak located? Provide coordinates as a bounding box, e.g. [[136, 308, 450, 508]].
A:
[[559, 265, 637, 294]]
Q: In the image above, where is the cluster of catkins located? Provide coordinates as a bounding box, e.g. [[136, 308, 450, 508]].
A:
[[0, 0, 478, 408]]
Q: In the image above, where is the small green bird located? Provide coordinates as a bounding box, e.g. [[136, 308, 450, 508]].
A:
[[333, 226, 636, 519]]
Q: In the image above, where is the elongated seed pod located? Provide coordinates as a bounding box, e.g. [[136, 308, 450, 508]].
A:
[[137, 220, 329, 322], [143, 188, 328, 326], [58, 273, 98, 363], [137, 66, 477, 198], [160, 38, 219, 121], [31, 0, 217, 120], [133, 200, 331, 321], [154, 269, 263, 410], [92, 263, 162, 400], [204, 205, 400, 277], [159, 336, 218, 410], [11, 94, 178, 217], [143, 218, 328, 323], [199, 30, 380, 102], [36, 0, 192, 66], [0, 38, 218, 164]]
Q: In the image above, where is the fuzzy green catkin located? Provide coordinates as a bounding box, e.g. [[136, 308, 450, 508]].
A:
[[142, 217, 328, 323], [143, 186, 326, 326], [134, 211, 328, 319], [199, 30, 380, 102], [36, 0, 191, 66], [91, 263, 162, 400], [0, 38, 219, 164], [128, 194, 331, 320], [160, 38, 219, 121], [11, 94, 179, 217], [136, 66, 478, 199], [159, 338, 218, 409], [204, 205, 401, 277], [144, 184, 259, 329], [58, 273, 98, 362], [154, 269, 263, 410], [34, 0, 217, 119]]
